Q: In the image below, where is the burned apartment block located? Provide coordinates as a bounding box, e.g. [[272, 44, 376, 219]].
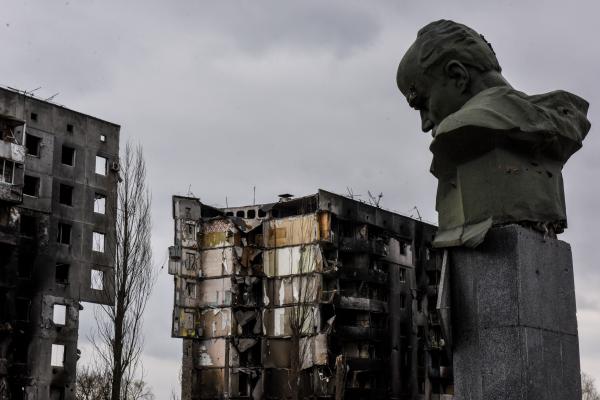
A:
[[169, 190, 454, 399], [0, 87, 120, 400]]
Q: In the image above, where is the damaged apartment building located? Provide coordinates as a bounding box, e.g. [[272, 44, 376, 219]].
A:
[[169, 190, 454, 399], [0, 87, 120, 399]]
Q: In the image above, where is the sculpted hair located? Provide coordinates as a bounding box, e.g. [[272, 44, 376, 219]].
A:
[[415, 20, 501, 73]]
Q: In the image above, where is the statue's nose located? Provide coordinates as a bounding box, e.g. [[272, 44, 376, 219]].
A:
[[421, 112, 434, 132]]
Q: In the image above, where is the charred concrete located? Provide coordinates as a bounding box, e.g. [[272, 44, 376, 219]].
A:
[[0, 87, 120, 400], [169, 190, 454, 399]]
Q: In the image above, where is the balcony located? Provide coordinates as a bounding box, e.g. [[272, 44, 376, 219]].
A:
[[0, 140, 25, 163], [0, 181, 22, 204]]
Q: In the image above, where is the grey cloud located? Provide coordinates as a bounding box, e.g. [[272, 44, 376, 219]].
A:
[[3, 1, 600, 398]]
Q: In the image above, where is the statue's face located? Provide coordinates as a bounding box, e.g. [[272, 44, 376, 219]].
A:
[[397, 51, 469, 137]]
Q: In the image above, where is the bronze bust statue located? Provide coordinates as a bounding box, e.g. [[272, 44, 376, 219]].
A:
[[397, 20, 591, 247]]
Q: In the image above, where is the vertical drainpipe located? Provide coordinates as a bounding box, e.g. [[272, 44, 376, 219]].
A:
[[389, 263, 402, 399]]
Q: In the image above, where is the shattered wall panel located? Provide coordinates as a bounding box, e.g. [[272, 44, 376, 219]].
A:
[[263, 214, 322, 248], [263, 274, 322, 307], [263, 244, 323, 276], [199, 218, 241, 249]]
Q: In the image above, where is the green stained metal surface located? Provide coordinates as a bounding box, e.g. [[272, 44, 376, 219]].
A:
[[396, 20, 591, 247]]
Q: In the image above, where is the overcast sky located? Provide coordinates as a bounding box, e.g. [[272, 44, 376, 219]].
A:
[[2, 0, 599, 397]]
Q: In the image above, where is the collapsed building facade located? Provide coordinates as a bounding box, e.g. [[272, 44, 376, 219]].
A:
[[0, 87, 120, 399], [169, 190, 454, 399]]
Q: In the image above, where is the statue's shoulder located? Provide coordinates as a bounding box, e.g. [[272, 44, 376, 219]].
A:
[[433, 86, 590, 161], [436, 86, 590, 142]]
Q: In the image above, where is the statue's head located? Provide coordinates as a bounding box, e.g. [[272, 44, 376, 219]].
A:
[[397, 20, 503, 135]]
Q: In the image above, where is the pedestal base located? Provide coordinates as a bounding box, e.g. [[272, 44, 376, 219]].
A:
[[450, 225, 581, 400]]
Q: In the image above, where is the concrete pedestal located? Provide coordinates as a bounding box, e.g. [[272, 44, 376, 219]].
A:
[[450, 225, 581, 400]]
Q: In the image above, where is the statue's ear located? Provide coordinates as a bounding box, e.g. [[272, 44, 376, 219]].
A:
[[444, 60, 470, 92]]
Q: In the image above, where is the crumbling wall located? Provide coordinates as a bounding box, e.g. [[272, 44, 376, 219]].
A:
[[170, 191, 454, 399]]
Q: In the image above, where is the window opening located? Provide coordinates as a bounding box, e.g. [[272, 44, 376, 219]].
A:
[[55, 263, 69, 284], [0, 159, 15, 184], [59, 184, 73, 206], [53, 304, 67, 325], [399, 268, 406, 283], [186, 281, 196, 298], [92, 232, 105, 252], [100, 134, 106, 142], [20, 215, 36, 237], [91, 269, 104, 290], [61, 145, 75, 166], [50, 344, 65, 367], [25, 134, 41, 157], [95, 156, 107, 176], [94, 193, 106, 214], [23, 175, 40, 197], [66, 124, 73, 133], [30, 112, 38, 121], [57, 223, 71, 245]]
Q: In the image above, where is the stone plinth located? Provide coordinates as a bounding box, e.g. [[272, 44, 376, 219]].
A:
[[450, 225, 581, 400]]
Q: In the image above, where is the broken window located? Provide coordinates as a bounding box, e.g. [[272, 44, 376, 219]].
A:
[[30, 112, 38, 121], [0, 159, 15, 184], [185, 252, 196, 269], [53, 304, 67, 325], [258, 209, 266, 218], [20, 215, 36, 237], [400, 294, 406, 309], [91, 269, 104, 290], [61, 145, 75, 166], [225, 212, 234, 217], [57, 223, 71, 245], [274, 308, 285, 336], [399, 268, 406, 283], [17, 249, 34, 278], [50, 344, 65, 367], [236, 210, 245, 218], [59, 184, 73, 206], [400, 241, 408, 255], [23, 175, 40, 196], [100, 134, 106, 142], [15, 298, 30, 321], [186, 281, 197, 298], [94, 193, 106, 214], [95, 156, 107, 176], [185, 223, 194, 237], [55, 263, 69, 284], [247, 209, 256, 219], [25, 134, 41, 157], [92, 231, 105, 252], [66, 124, 74, 133]]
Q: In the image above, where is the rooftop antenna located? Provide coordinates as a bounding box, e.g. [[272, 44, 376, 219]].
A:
[[225, 196, 229, 208], [409, 206, 422, 221], [186, 185, 196, 198], [25, 86, 41, 96], [44, 93, 59, 102], [253, 186, 256, 205], [367, 191, 383, 208]]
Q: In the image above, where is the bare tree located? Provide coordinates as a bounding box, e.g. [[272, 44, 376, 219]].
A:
[[76, 365, 154, 400], [91, 142, 155, 400], [583, 372, 600, 400], [76, 365, 111, 400]]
